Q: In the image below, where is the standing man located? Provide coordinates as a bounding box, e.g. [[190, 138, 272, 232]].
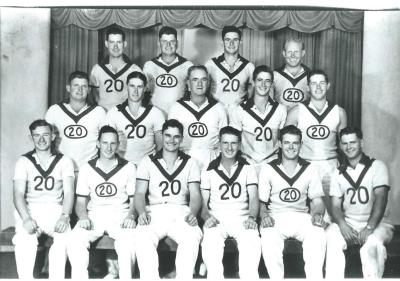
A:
[[169, 65, 227, 170], [67, 125, 136, 279], [45, 70, 106, 173], [285, 69, 347, 217], [13, 119, 75, 279], [106, 71, 165, 165], [230, 65, 287, 172], [134, 119, 203, 279], [258, 125, 327, 279], [90, 26, 142, 111], [273, 38, 310, 109], [205, 26, 255, 110], [325, 127, 394, 278], [143, 26, 193, 116], [200, 126, 261, 279]]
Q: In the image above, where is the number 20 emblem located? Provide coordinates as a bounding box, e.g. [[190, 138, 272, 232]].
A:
[[188, 122, 208, 138], [64, 125, 88, 139], [306, 125, 330, 140], [283, 88, 304, 102], [95, 182, 117, 197], [279, 187, 300, 202]]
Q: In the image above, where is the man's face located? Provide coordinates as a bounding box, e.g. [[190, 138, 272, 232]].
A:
[[308, 74, 330, 101], [162, 127, 183, 153], [188, 69, 208, 98], [340, 133, 363, 161], [105, 34, 126, 58], [127, 77, 145, 103], [282, 41, 305, 68], [159, 34, 178, 57], [254, 71, 273, 97], [97, 132, 119, 160], [31, 126, 55, 152], [280, 133, 301, 161], [223, 32, 240, 55], [220, 133, 240, 161], [67, 78, 89, 102]]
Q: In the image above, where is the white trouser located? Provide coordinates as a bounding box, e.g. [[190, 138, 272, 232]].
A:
[[12, 204, 69, 279], [67, 209, 136, 279], [325, 221, 394, 278], [259, 212, 326, 279], [135, 204, 203, 279], [310, 158, 338, 222], [201, 215, 261, 279]]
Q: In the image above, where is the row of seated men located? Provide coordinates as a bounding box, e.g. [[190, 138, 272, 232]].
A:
[[11, 24, 393, 279]]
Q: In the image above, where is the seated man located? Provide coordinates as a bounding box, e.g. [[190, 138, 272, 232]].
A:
[[67, 125, 136, 279], [325, 126, 394, 278], [200, 126, 261, 279], [134, 119, 203, 279], [13, 119, 75, 279], [258, 125, 327, 279]]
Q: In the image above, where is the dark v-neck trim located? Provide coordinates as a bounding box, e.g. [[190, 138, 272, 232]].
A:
[[215, 163, 245, 186], [23, 150, 63, 178], [212, 54, 249, 80], [341, 159, 375, 190], [269, 159, 310, 186], [177, 97, 218, 121], [116, 100, 153, 126], [99, 57, 133, 80], [240, 98, 279, 127], [150, 150, 190, 182], [58, 103, 97, 124], [88, 156, 128, 181], [151, 54, 187, 73], [302, 101, 336, 124], [276, 64, 309, 86]]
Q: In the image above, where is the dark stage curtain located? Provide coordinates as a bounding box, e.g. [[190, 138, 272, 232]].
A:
[[49, 9, 363, 127]]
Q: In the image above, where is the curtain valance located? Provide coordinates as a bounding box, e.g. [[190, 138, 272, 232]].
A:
[[51, 9, 363, 33]]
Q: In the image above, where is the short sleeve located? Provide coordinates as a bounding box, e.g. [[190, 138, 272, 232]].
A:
[[90, 64, 100, 88], [228, 105, 243, 131], [136, 157, 150, 181], [371, 160, 389, 189], [246, 165, 258, 186], [105, 107, 119, 129], [188, 158, 201, 183], [218, 104, 228, 130], [200, 170, 211, 191], [126, 162, 136, 196], [278, 104, 288, 129], [13, 157, 28, 181], [307, 164, 324, 199], [153, 107, 166, 132], [76, 164, 90, 196], [258, 164, 272, 203], [167, 102, 179, 120], [61, 156, 75, 179], [329, 169, 344, 198], [45, 105, 57, 125]]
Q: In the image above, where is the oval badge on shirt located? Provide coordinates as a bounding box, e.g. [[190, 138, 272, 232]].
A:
[[306, 125, 330, 140], [95, 182, 117, 197], [156, 74, 178, 88], [283, 88, 304, 102], [64, 125, 88, 139], [188, 122, 208, 138], [279, 187, 301, 202]]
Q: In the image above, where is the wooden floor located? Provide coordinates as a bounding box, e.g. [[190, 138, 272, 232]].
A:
[[1, 250, 400, 278]]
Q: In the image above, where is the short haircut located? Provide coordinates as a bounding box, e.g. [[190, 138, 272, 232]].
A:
[[29, 119, 53, 134], [106, 25, 125, 41], [283, 38, 305, 51], [126, 71, 152, 106], [162, 119, 184, 136], [159, 26, 177, 39], [219, 126, 242, 142], [98, 125, 119, 142], [127, 71, 147, 87], [307, 69, 329, 84], [339, 126, 363, 140], [253, 65, 274, 82], [279, 125, 302, 142], [68, 70, 89, 84], [187, 65, 208, 79], [222, 26, 242, 40]]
